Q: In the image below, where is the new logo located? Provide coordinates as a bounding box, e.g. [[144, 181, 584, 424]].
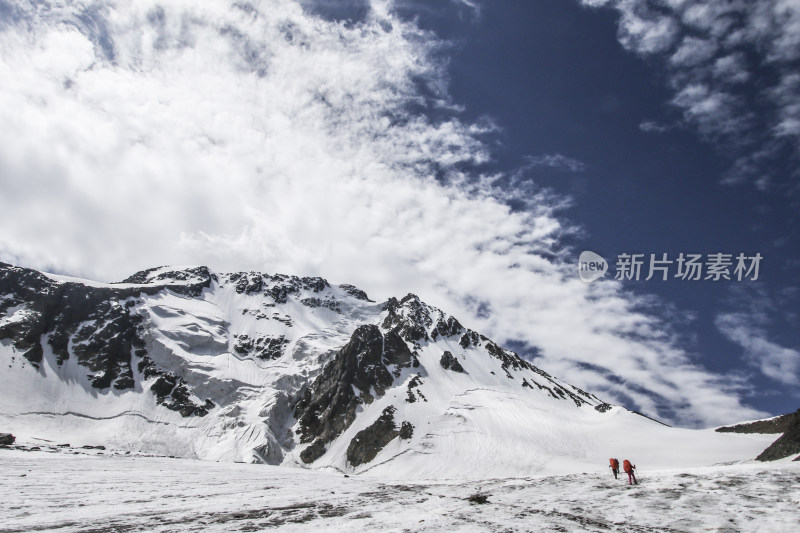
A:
[[578, 251, 607, 282]]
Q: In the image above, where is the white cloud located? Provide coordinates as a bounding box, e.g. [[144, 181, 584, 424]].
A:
[[682, 1, 742, 37], [639, 120, 670, 133], [618, 10, 679, 54], [671, 84, 751, 138], [750, 0, 800, 63], [450, 0, 481, 18], [580, 0, 800, 191], [716, 288, 800, 386], [770, 73, 800, 141], [712, 54, 750, 84], [524, 153, 586, 172], [0, 0, 769, 427], [669, 36, 717, 67]]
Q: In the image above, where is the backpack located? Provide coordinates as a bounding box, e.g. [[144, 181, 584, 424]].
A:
[[623, 460, 633, 472], [610, 458, 619, 469]]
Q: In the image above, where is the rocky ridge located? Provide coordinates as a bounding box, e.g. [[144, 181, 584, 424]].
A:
[[717, 409, 800, 461]]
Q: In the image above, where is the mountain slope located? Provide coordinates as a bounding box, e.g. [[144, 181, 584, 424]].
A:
[[0, 263, 774, 476]]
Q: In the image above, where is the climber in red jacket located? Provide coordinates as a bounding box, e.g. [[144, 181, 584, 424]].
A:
[[623, 459, 637, 485]]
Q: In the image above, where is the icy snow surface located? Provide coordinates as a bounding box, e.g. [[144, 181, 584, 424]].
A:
[[0, 448, 798, 532]]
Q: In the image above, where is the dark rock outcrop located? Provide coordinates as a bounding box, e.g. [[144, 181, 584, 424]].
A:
[[234, 334, 289, 360], [716, 409, 800, 462], [756, 426, 800, 461], [716, 409, 800, 434], [459, 330, 481, 349], [222, 271, 329, 303], [268, 274, 329, 304], [406, 375, 426, 403], [120, 266, 214, 297], [0, 433, 15, 445], [440, 351, 464, 373], [339, 284, 372, 302], [300, 297, 341, 313], [430, 315, 463, 340], [399, 421, 413, 440], [0, 263, 156, 383], [146, 371, 214, 417], [346, 406, 399, 467], [382, 294, 432, 344], [229, 272, 264, 295], [755, 412, 800, 462], [294, 325, 413, 464]]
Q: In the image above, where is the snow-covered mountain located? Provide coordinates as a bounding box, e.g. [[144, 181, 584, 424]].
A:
[[0, 263, 775, 477]]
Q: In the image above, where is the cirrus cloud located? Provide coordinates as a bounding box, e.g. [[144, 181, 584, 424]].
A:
[[716, 286, 800, 387], [580, 0, 800, 192], [524, 153, 587, 172]]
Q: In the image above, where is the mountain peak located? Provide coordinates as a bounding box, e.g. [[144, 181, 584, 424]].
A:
[[0, 262, 773, 475], [120, 265, 215, 287]]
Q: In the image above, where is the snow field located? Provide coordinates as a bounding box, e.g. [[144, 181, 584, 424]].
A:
[[0, 449, 797, 532]]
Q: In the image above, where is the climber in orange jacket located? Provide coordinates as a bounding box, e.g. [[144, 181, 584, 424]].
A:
[[623, 459, 637, 485], [609, 458, 619, 479]]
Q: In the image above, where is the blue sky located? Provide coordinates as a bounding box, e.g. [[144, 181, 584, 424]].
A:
[[1, 0, 797, 426], [383, 0, 800, 419]]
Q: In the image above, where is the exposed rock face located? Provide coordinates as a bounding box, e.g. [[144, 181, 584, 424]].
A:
[[148, 373, 214, 417], [233, 334, 289, 360], [431, 315, 463, 341], [339, 284, 372, 302], [1, 264, 150, 380], [755, 413, 800, 462], [717, 409, 800, 462], [460, 330, 481, 349], [0, 263, 214, 417], [440, 351, 464, 373], [1, 265, 112, 369], [300, 297, 341, 313], [121, 266, 215, 297], [0, 433, 15, 445], [382, 294, 432, 344], [399, 421, 413, 440], [716, 410, 800, 435], [294, 325, 413, 464], [346, 406, 400, 467], [222, 271, 328, 302], [406, 375, 426, 403]]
